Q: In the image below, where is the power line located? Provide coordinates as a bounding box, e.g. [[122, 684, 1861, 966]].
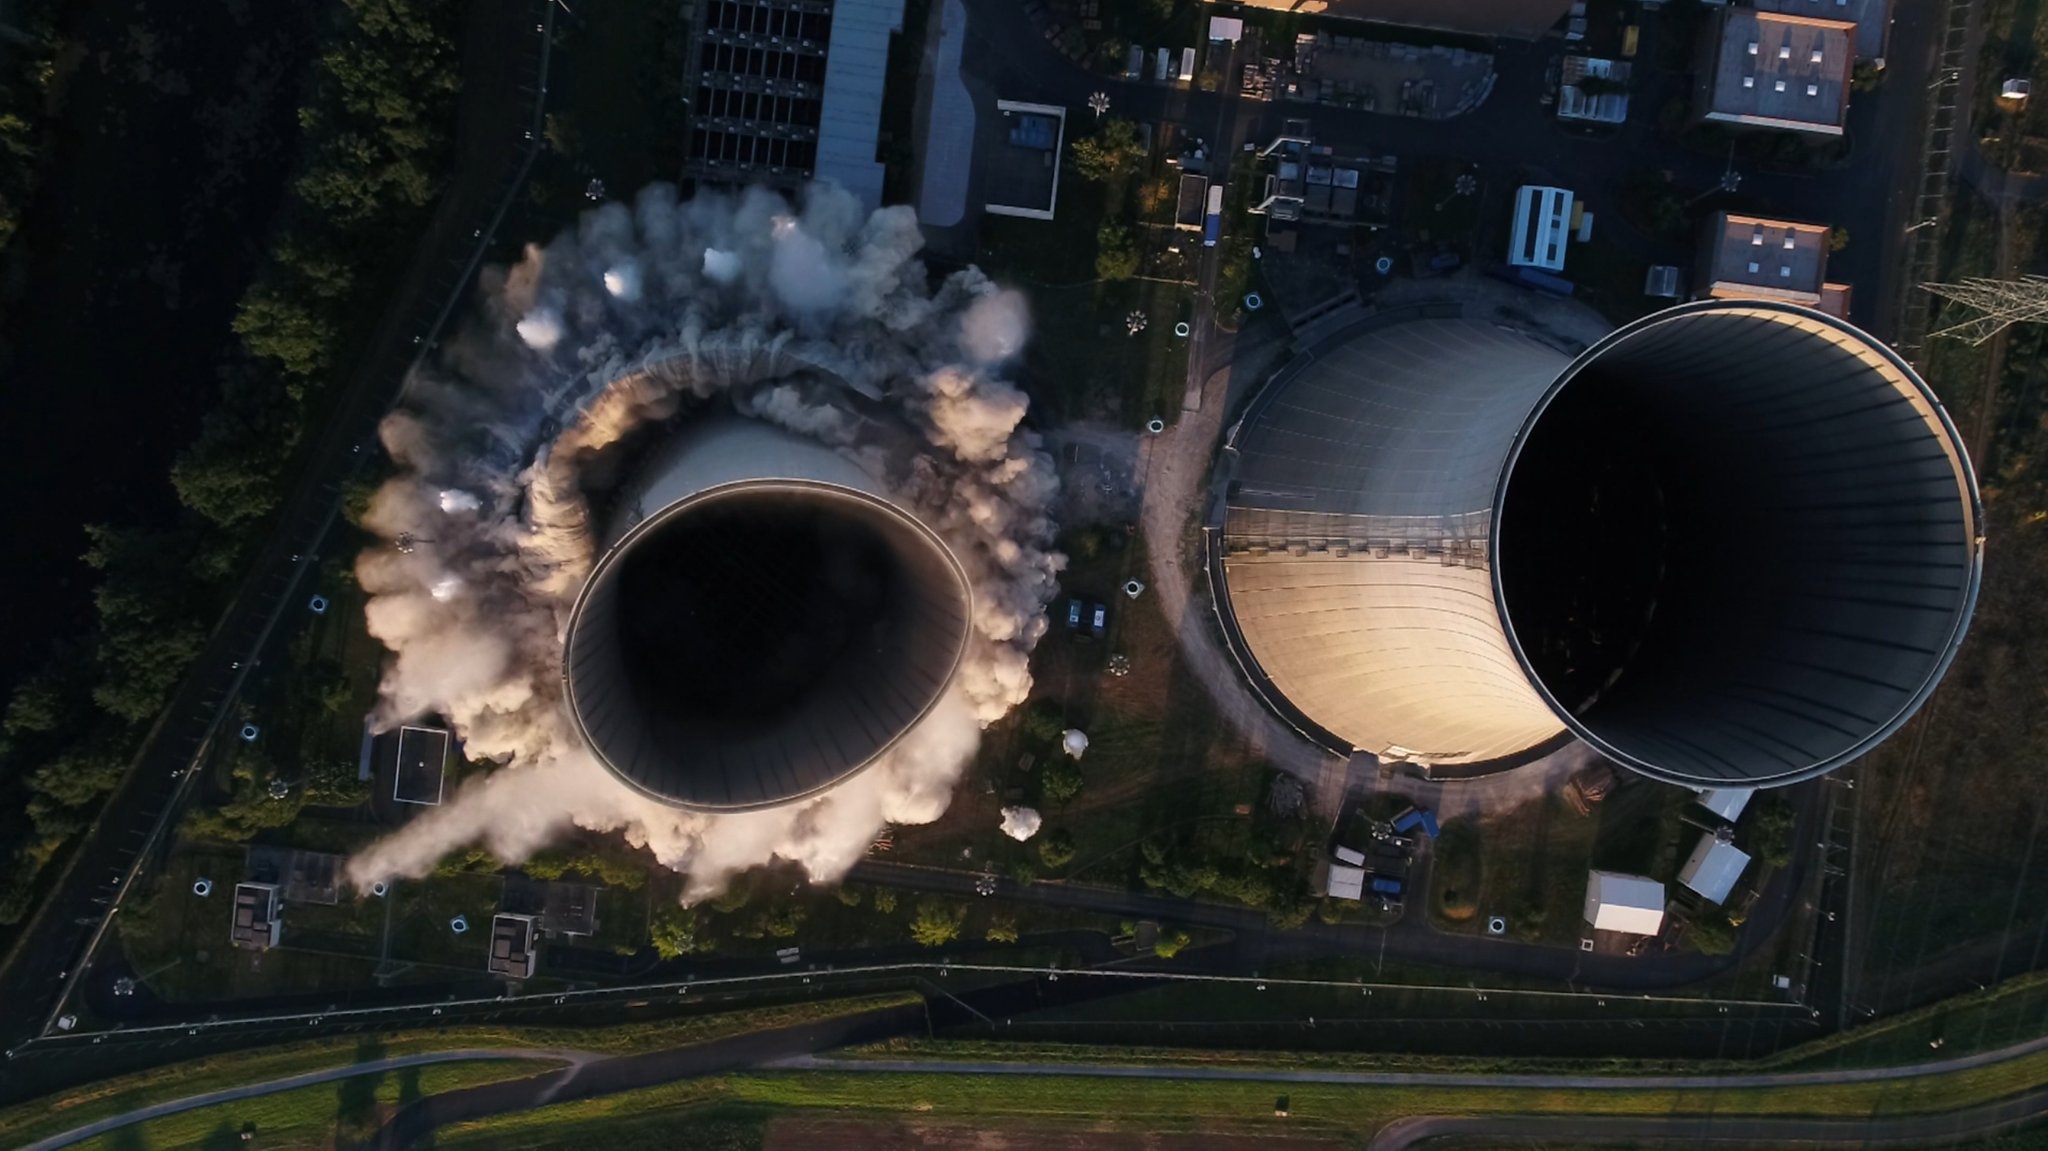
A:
[[1921, 275, 2048, 344]]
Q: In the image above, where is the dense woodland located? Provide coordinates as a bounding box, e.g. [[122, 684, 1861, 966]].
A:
[[0, 0, 464, 925]]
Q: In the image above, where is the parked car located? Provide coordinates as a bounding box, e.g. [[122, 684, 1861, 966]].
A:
[[1066, 598, 1083, 629], [1090, 602, 1108, 638]]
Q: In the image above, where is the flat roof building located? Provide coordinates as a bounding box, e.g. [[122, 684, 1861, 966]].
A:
[[984, 102, 1067, 220], [1509, 185, 1574, 272], [1679, 834, 1752, 904], [1207, 0, 1572, 40], [503, 874, 603, 939], [1755, 0, 1892, 63], [1584, 871, 1666, 935], [1176, 173, 1209, 231], [231, 882, 281, 951], [1695, 212, 1851, 317], [246, 846, 342, 906], [489, 913, 538, 979], [1698, 9, 1854, 136], [393, 724, 450, 806], [681, 0, 906, 212], [1558, 57, 1631, 124]]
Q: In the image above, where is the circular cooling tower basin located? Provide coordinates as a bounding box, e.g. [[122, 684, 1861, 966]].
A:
[[564, 478, 972, 811], [1494, 304, 1982, 788]]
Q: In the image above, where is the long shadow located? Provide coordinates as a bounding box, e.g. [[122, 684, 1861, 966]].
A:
[[333, 1035, 390, 1145]]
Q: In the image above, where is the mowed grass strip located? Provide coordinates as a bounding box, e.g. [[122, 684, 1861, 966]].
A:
[[0, 991, 920, 1148], [433, 1051, 2048, 1147], [66, 1059, 561, 1151]]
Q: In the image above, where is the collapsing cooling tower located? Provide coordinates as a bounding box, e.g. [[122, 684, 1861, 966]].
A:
[[563, 418, 973, 811], [1218, 301, 1982, 788]]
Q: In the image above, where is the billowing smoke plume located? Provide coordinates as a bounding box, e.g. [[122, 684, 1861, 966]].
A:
[[346, 183, 1062, 898]]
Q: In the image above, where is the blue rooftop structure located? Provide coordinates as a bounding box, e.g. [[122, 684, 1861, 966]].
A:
[[815, 0, 905, 213]]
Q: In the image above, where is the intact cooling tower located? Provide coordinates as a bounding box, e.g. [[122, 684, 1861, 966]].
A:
[[563, 417, 973, 811], [1217, 300, 1982, 788]]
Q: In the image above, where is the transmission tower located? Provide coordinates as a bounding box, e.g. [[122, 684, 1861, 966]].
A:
[[1921, 275, 2048, 344]]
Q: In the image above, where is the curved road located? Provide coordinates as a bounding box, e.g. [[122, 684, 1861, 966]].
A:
[[22, 1047, 587, 1151]]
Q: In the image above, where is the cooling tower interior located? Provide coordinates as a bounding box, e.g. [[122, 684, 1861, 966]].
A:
[[1218, 301, 1982, 788], [563, 417, 973, 810]]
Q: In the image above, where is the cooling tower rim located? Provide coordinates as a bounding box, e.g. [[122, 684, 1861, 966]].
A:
[[1486, 299, 1986, 788], [560, 475, 975, 813]]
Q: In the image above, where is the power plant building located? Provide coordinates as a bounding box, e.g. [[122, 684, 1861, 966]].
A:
[[1215, 301, 1981, 789]]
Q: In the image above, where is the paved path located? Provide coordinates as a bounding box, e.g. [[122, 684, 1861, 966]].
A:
[[21, 1048, 586, 1151]]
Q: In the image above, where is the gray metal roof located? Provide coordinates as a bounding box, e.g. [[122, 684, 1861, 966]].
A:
[[816, 0, 905, 213], [1223, 318, 1571, 766]]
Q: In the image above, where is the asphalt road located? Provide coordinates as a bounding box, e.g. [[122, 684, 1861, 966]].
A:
[[0, 0, 553, 1059], [1366, 1096, 2048, 1151], [22, 1048, 587, 1151]]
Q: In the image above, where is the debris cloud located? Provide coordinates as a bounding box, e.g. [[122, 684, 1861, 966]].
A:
[[345, 183, 1061, 899]]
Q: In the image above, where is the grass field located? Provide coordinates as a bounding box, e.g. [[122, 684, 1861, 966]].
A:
[[430, 1044, 2048, 1149], [0, 993, 923, 1148]]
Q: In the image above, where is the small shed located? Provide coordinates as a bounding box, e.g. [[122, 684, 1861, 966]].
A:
[[1326, 863, 1367, 901], [1208, 15, 1243, 41], [1679, 834, 1752, 905], [230, 882, 282, 951], [1583, 870, 1665, 935], [1696, 788, 1753, 823]]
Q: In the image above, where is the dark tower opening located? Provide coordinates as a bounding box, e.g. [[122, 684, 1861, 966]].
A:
[[1496, 309, 1979, 785], [566, 481, 971, 810]]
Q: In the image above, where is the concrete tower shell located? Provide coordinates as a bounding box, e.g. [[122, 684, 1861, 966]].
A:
[[1219, 301, 1983, 788], [562, 418, 973, 811]]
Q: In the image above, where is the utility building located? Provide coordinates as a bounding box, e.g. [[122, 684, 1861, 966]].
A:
[[1679, 833, 1752, 905], [1696, 212, 1851, 317], [1584, 871, 1666, 935]]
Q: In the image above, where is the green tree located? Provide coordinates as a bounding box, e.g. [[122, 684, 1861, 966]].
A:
[[1826, 225, 1851, 253], [650, 905, 708, 958], [1037, 828, 1077, 869], [232, 287, 334, 379], [1041, 756, 1084, 805], [1095, 222, 1140, 282], [985, 914, 1019, 944], [1750, 798, 1797, 868], [834, 885, 863, 907], [873, 889, 898, 914], [1019, 698, 1064, 744], [1153, 929, 1191, 958], [1068, 117, 1146, 183], [910, 899, 966, 947]]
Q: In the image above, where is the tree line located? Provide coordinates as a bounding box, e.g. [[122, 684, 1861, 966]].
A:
[[0, 0, 464, 926]]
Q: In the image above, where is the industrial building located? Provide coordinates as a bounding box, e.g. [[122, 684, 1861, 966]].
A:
[[1212, 301, 1981, 788], [680, 0, 904, 212], [1695, 9, 1855, 137], [488, 914, 538, 979], [230, 882, 281, 951], [563, 417, 972, 811], [1695, 212, 1851, 317]]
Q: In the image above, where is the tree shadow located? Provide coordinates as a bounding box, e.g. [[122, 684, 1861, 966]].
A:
[[333, 1034, 390, 1141]]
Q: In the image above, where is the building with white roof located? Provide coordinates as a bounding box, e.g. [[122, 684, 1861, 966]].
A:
[[1326, 863, 1367, 901], [1583, 870, 1666, 935], [1679, 834, 1752, 905], [1509, 185, 1574, 272], [1696, 787, 1754, 823]]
